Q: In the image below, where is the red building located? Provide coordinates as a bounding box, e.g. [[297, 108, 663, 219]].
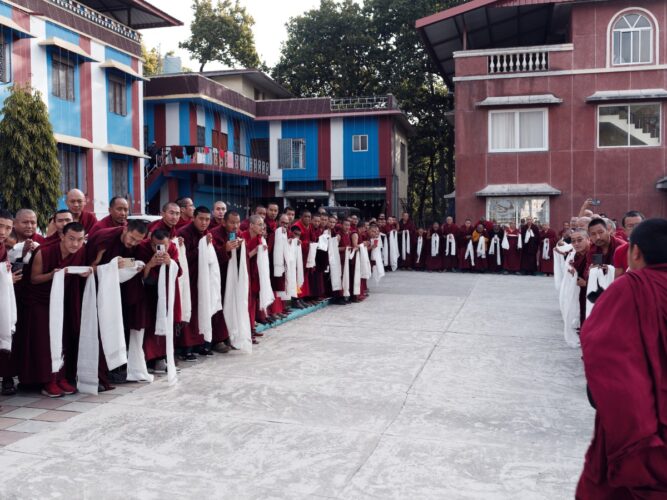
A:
[[418, 0, 667, 225]]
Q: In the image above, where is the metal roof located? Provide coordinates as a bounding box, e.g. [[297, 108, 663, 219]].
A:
[[586, 89, 667, 102], [476, 94, 562, 106], [475, 183, 562, 196], [416, 0, 576, 86], [76, 0, 182, 29]]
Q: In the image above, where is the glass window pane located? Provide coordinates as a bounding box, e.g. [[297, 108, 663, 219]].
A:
[[489, 112, 516, 150], [636, 16, 651, 28], [621, 31, 632, 63], [487, 197, 517, 225], [625, 14, 639, 27], [632, 31, 640, 63], [640, 29, 651, 62], [599, 106, 629, 146], [629, 104, 660, 146], [519, 111, 545, 149], [615, 16, 630, 29], [612, 31, 621, 64], [362, 135, 368, 150]]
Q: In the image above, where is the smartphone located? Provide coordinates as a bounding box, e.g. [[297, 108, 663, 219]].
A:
[[11, 260, 24, 273], [229, 232, 236, 241], [156, 244, 166, 253], [591, 254, 604, 266], [590, 199, 601, 206], [118, 257, 136, 269]]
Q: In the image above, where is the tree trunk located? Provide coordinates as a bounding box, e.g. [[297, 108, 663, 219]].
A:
[[418, 156, 434, 226]]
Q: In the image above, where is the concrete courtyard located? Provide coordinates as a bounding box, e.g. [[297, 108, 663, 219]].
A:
[[0, 271, 593, 499]]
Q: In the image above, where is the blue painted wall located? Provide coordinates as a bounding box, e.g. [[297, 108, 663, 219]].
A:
[[0, 2, 13, 17], [45, 21, 79, 44], [46, 50, 81, 137], [0, 30, 12, 108], [104, 46, 132, 66], [179, 101, 190, 144], [281, 120, 319, 181], [144, 102, 155, 145], [106, 70, 133, 146], [343, 117, 379, 179]]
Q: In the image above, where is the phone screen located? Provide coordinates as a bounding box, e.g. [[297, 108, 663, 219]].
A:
[[592, 254, 604, 266], [229, 232, 236, 241]]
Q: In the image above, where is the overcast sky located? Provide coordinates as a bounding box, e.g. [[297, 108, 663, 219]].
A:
[[140, 0, 323, 71]]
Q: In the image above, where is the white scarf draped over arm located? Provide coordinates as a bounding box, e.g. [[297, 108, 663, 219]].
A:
[[501, 233, 510, 250], [415, 236, 423, 263], [542, 238, 551, 260], [351, 249, 361, 296], [371, 238, 385, 284], [342, 247, 351, 297], [586, 266, 615, 318], [258, 237, 275, 312], [223, 240, 252, 353], [558, 252, 580, 348], [306, 242, 318, 269], [359, 245, 372, 279], [524, 228, 533, 244], [464, 240, 475, 267], [197, 237, 222, 343], [328, 237, 342, 291], [445, 233, 456, 256], [0, 264, 17, 352], [152, 260, 179, 385], [553, 244, 573, 292], [175, 239, 191, 322], [76, 273, 99, 394], [317, 232, 330, 251], [401, 230, 410, 260], [488, 235, 501, 266], [380, 234, 389, 266], [389, 230, 399, 271], [431, 234, 440, 257], [476, 236, 486, 258], [273, 228, 287, 277]]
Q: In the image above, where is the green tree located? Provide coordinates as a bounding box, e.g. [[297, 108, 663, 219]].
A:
[[180, 0, 261, 72], [0, 86, 60, 229], [142, 44, 162, 76]]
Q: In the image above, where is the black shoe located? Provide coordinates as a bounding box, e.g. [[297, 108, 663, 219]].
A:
[[179, 353, 197, 362], [198, 348, 214, 356], [1, 378, 16, 396], [108, 367, 128, 384], [213, 342, 230, 354]]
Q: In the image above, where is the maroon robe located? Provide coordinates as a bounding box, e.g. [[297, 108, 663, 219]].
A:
[[339, 231, 358, 297], [586, 236, 624, 272], [210, 225, 234, 343], [412, 235, 426, 270], [20, 243, 86, 385], [77, 211, 97, 234], [134, 240, 181, 361], [88, 215, 125, 238], [0, 243, 13, 379], [148, 219, 177, 239], [458, 225, 474, 270], [503, 229, 522, 273], [486, 229, 504, 273], [577, 265, 667, 498], [424, 232, 444, 271], [471, 230, 488, 271], [441, 223, 459, 270], [308, 226, 326, 297], [240, 230, 261, 328], [265, 228, 286, 314], [175, 217, 192, 229], [539, 229, 558, 274], [398, 220, 416, 269], [572, 251, 588, 327], [176, 222, 207, 348], [520, 224, 540, 273]]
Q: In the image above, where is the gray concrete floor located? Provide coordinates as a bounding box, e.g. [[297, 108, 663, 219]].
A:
[[0, 271, 593, 499]]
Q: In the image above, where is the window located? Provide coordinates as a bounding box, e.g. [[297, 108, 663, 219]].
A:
[[110, 159, 129, 198], [488, 109, 548, 152], [598, 103, 661, 147], [278, 138, 306, 169], [52, 55, 75, 101], [196, 125, 206, 146], [0, 39, 10, 84], [400, 142, 407, 172], [352, 134, 368, 152], [108, 75, 127, 116], [487, 197, 549, 225], [612, 13, 653, 65], [251, 138, 270, 162], [58, 149, 83, 193]]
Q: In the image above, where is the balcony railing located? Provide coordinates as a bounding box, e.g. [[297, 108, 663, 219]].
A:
[[488, 49, 549, 74], [330, 96, 397, 112], [146, 146, 270, 178], [48, 0, 141, 42]]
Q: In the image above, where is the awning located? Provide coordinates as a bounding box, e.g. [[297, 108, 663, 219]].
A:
[[54, 133, 96, 149], [38, 38, 99, 62], [443, 190, 456, 199], [657, 176, 667, 190], [283, 191, 329, 198], [477, 94, 562, 107], [0, 15, 34, 38], [100, 59, 147, 81], [586, 89, 667, 102], [102, 144, 149, 159], [332, 186, 386, 194], [475, 183, 561, 197]]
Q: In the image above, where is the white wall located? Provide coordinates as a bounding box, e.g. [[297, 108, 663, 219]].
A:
[[90, 40, 109, 215], [330, 118, 344, 181], [269, 120, 282, 186]]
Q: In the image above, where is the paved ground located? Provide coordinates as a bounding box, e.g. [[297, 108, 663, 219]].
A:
[[0, 271, 593, 499]]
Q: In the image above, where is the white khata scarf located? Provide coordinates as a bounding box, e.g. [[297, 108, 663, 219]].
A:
[[174, 239, 191, 323], [542, 238, 551, 260], [285, 239, 304, 299], [150, 260, 179, 385], [401, 230, 411, 260], [380, 233, 389, 266], [586, 266, 615, 319], [445, 233, 456, 256], [464, 240, 475, 267], [75, 273, 99, 395], [488, 235, 501, 266], [258, 237, 275, 313], [370, 238, 385, 284], [415, 236, 423, 263], [49, 266, 92, 373], [317, 231, 330, 251], [273, 228, 288, 278], [359, 245, 372, 280], [328, 236, 342, 292], [476, 236, 487, 259], [389, 230, 399, 271], [197, 236, 222, 343], [0, 264, 17, 352], [559, 251, 580, 348], [431, 234, 440, 257], [553, 244, 573, 292], [524, 227, 534, 244], [351, 249, 361, 296], [342, 247, 351, 297], [8, 241, 38, 264], [223, 240, 252, 353], [306, 242, 318, 269]]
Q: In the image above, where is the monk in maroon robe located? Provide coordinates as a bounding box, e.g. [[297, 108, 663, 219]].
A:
[[458, 220, 474, 271], [240, 205, 267, 232], [0, 210, 20, 395], [577, 219, 667, 498], [47, 189, 97, 235], [23, 223, 89, 397], [88, 196, 129, 237], [471, 224, 488, 272], [134, 230, 181, 365], [570, 229, 591, 328], [210, 210, 243, 353], [308, 214, 326, 299], [209, 201, 227, 230], [13, 208, 46, 246], [176, 207, 212, 359], [148, 201, 181, 239], [502, 222, 521, 274], [613, 211, 646, 279], [586, 218, 624, 271], [174, 197, 195, 229], [441, 217, 459, 271], [412, 228, 426, 271], [539, 223, 558, 275], [398, 212, 416, 269], [241, 215, 264, 340], [520, 217, 540, 274], [42, 209, 74, 247], [424, 222, 444, 272], [486, 223, 504, 273]]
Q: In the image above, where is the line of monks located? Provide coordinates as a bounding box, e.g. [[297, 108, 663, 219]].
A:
[[0, 190, 391, 399]]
